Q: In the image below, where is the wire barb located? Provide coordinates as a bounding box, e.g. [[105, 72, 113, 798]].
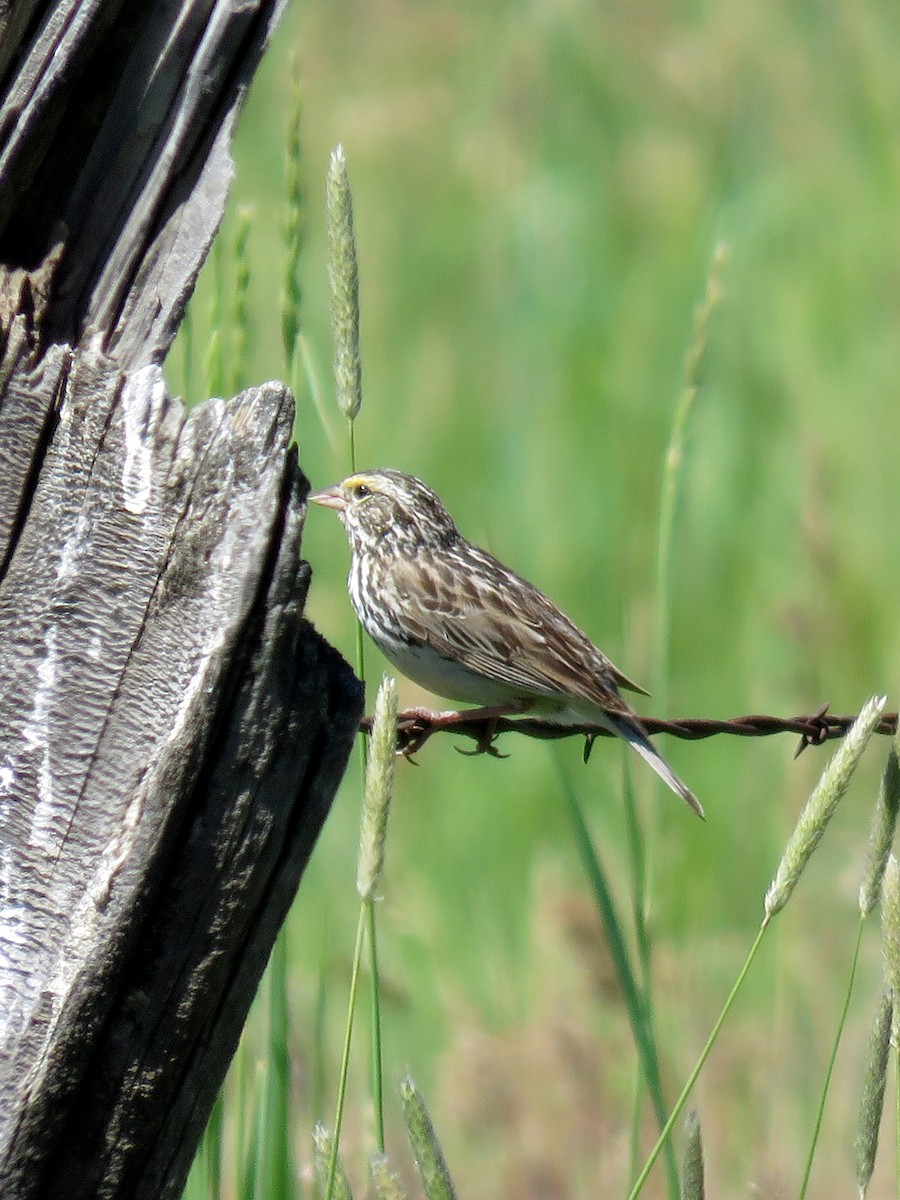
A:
[[792, 701, 833, 758]]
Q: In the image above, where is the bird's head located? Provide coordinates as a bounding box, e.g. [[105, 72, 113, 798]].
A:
[[309, 469, 460, 556]]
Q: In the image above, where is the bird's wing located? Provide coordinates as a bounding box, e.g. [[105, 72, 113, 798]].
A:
[[391, 546, 646, 713]]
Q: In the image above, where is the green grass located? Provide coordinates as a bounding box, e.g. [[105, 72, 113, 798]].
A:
[[169, 1, 900, 1195]]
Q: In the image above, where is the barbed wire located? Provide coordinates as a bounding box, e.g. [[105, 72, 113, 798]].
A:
[[358, 703, 899, 759]]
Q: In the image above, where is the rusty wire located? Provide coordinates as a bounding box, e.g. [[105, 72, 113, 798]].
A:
[[358, 703, 899, 758]]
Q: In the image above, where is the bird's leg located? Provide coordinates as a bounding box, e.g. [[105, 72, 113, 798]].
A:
[[447, 702, 530, 757], [454, 707, 511, 758], [395, 710, 445, 759], [400, 706, 470, 726], [396, 707, 473, 758], [397, 703, 529, 758]]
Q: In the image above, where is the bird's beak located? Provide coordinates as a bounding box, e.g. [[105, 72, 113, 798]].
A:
[[308, 485, 345, 511]]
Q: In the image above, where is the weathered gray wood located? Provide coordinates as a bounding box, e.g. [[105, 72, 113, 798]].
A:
[[0, 5, 362, 1198]]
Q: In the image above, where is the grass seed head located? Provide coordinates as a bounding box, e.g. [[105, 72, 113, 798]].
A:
[[765, 695, 886, 920]]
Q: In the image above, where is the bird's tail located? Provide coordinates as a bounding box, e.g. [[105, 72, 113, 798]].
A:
[[605, 712, 704, 819]]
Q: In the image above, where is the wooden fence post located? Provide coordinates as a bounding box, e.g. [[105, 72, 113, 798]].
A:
[[0, 5, 362, 1197]]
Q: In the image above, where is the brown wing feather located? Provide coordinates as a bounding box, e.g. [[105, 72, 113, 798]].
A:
[[390, 545, 648, 713]]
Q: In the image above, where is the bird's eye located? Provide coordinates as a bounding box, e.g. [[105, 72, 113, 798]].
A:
[[352, 482, 371, 499]]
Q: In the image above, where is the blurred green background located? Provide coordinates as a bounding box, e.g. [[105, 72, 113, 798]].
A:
[[169, 1, 900, 1195]]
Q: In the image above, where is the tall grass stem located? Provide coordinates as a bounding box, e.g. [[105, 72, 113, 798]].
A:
[[797, 919, 865, 1198], [230, 207, 252, 394], [203, 1090, 224, 1200], [265, 931, 294, 1199], [180, 304, 194, 406], [325, 908, 367, 1200], [367, 907, 385, 1152], [204, 237, 226, 398], [357, 676, 398, 1151], [654, 242, 727, 705], [556, 757, 678, 1197], [628, 923, 768, 1199], [282, 57, 303, 387]]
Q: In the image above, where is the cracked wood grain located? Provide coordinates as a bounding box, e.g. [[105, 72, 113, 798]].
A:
[[0, 5, 362, 1198]]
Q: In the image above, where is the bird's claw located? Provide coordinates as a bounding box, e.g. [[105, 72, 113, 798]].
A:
[[395, 712, 440, 759], [397, 727, 429, 760], [455, 735, 509, 759], [455, 712, 508, 757], [391, 705, 514, 760]]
